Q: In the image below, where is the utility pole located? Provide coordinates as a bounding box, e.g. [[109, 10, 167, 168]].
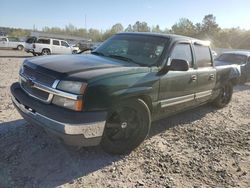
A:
[[85, 14, 88, 40]]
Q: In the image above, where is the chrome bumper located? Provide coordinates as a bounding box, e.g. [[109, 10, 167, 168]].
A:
[[12, 96, 106, 146]]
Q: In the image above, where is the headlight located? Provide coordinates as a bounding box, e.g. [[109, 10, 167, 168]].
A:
[[52, 96, 83, 111], [57, 81, 87, 94], [53, 80, 87, 111]]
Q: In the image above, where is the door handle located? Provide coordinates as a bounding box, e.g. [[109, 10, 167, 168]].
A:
[[191, 75, 197, 81], [209, 74, 215, 80]]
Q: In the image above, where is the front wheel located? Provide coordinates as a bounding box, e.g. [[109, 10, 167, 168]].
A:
[[212, 82, 233, 108], [101, 99, 151, 154]]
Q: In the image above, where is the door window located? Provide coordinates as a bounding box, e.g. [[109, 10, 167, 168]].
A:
[[61, 41, 69, 47], [0, 38, 7, 42], [194, 45, 212, 67], [53, 40, 60, 46], [8, 37, 19, 42], [170, 43, 193, 67]]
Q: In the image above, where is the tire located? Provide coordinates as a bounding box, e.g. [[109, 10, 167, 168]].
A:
[[213, 82, 233, 108], [17, 45, 23, 51], [101, 99, 151, 154], [72, 50, 77, 54], [41, 49, 51, 55], [239, 76, 247, 85]]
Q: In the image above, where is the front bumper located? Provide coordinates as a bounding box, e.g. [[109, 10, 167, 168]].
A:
[[11, 82, 107, 147]]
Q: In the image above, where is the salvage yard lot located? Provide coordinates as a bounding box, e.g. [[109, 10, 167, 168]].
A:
[[0, 49, 249, 188]]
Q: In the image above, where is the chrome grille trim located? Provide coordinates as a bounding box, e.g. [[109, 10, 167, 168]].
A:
[[19, 74, 82, 103]]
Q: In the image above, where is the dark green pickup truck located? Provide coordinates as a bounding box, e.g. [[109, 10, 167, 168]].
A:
[[11, 33, 240, 154]]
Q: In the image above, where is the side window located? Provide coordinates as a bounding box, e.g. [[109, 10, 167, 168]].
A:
[[37, 38, 50, 44], [61, 41, 69, 47], [53, 40, 60, 46], [194, 45, 212, 67], [0, 38, 7, 42], [8, 37, 19, 42], [170, 43, 193, 67], [26, 37, 36, 43]]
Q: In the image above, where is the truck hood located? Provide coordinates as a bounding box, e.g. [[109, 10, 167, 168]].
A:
[[23, 54, 150, 82]]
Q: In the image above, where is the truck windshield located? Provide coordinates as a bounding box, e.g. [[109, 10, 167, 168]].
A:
[[93, 34, 168, 66], [216, 53, 247, 65]]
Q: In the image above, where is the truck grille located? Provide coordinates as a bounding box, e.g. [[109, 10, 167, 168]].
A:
[[20, 66, 57, 102], [23, 66, 56, 86], [21, 79, 49, 100]]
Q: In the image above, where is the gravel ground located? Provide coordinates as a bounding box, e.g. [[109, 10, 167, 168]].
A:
[[0, 50, 249, 188]]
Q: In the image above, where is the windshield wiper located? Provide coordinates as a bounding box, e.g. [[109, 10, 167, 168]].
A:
[[107, 55, 143, 66], [91, 51, 106, 56]]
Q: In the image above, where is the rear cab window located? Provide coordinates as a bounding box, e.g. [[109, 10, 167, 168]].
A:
[[194, 44, 213, 67], [26, 37, 37, 44]]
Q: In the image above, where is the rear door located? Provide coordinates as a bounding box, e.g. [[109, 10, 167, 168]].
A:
[[193, 43, 216, 103], [158, 42, 197, 117]]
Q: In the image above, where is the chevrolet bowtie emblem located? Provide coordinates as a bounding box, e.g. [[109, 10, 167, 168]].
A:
[[26, 77, 35, 87]]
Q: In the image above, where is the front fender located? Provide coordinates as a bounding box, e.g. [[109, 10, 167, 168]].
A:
[[84, 72, 160, 111]]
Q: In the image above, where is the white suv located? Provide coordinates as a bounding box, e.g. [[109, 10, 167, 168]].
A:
[[32, 38, 73, 55]]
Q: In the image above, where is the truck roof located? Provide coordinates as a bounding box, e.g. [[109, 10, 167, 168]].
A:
[[117, 32, 210, 46]]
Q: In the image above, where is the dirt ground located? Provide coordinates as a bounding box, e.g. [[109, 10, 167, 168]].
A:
[[0, 49, 249, 188]]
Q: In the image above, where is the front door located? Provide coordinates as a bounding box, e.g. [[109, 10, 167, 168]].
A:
[[158, 42, 197, 118], [60, 41, 71, 54]]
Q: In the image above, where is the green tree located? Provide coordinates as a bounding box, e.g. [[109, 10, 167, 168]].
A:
[[171, 18, 196, 37], [132, 21, 150, 32], [152, 25, 162, 33], [201, 14, 220, 37], [111, 23, 124, 33], [125, 24, 133, 32]]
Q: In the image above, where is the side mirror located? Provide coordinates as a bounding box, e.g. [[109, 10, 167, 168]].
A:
[[169, 59, 189, 71]]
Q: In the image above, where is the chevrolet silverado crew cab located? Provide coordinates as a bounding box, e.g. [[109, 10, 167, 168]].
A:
[[11, 33, 240, 154]]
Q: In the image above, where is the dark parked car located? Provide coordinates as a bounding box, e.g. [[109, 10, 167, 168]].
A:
[[215, 51, 250, 83], [11, 33, 240, 154]]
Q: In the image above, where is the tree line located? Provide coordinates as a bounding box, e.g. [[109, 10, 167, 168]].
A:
[[2, 14, 250, 49]]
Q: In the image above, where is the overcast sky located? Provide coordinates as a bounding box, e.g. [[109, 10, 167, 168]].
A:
[[1, 0, 250, 30]]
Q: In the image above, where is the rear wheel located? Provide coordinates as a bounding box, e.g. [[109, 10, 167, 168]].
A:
[[213, 82, 233, 108], [17, 45, 23, 51], [42, 49, 51, 55], [101, 99, 151, 154]]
